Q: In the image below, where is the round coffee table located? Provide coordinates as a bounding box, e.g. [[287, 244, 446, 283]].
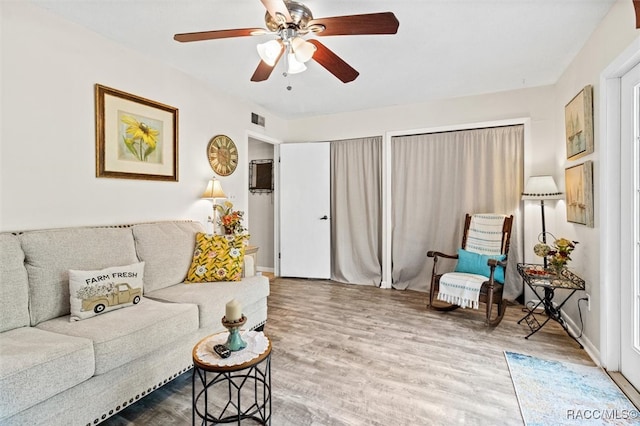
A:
[[192, 331, 271, 425]]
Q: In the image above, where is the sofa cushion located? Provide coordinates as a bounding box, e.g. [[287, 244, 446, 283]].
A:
[[0, 233, 30, 333], [69, 262, 145, 321], [20, 227, 138, 325], [0, 327, 94, 421], [185, 233, 247, 283], [146, 274, 269, 330], [36, 298, 198, 375], [132, 221, 205, 293]]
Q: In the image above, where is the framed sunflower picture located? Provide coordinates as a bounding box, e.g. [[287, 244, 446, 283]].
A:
[[95, 84, 178, 181]]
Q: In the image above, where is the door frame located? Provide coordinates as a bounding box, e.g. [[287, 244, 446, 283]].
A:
[[246, 130, 281, 276], [599, 34, 640, 370]]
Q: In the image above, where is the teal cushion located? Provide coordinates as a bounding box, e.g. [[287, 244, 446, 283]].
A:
[[454, 248, 506, 283]]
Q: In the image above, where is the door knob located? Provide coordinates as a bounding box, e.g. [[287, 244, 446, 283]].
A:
[[320, 215, 329, 220]]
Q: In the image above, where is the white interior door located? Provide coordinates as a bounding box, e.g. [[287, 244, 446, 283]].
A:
[[279, 142, 331, 278], [620, 61, 640, 390]]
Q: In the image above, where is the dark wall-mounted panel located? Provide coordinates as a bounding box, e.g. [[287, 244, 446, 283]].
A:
[[249, 159, 273, 193]]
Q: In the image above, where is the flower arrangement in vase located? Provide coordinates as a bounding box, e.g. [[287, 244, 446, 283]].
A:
[[215, 201, 247, 235], [533, 233, 579, 275]]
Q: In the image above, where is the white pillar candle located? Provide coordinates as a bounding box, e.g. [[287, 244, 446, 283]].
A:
[[225, 299, 242, 322]]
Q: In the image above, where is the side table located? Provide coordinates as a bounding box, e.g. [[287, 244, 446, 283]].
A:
[[516, 263, 585, 348], [192, 331, 271, 425]]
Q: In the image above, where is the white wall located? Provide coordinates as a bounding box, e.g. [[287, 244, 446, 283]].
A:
[[287, 86, 554, 146], [0, 2, 287, 232]]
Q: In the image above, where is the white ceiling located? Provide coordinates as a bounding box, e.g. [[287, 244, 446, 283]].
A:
[[30, 0, 617, 119]]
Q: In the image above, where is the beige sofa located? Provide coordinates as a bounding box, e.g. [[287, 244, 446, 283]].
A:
[[0, 221, 269, 426]]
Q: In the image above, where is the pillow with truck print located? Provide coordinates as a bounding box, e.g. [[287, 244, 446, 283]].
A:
[[68, 262, 145, 321]]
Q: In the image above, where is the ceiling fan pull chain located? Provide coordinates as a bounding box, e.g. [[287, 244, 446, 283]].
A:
[[283, 45, 290, 78], [282, 48, 293, 91], [284, 58, 293, 92]]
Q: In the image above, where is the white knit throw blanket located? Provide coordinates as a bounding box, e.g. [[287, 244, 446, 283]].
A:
[[466, 214, 507, 255], [437, 272, 487, 309]]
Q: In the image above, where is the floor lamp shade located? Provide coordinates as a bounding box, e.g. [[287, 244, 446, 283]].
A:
[[522, 176, 562, 200]]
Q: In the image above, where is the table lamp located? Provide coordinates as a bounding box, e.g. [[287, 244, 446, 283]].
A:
[[201, 178, 226, 234], [522, 175, 563, 268]]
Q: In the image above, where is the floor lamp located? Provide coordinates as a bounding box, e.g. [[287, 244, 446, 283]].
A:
[[522, 175, 562, 269], [201, 177, 226, 234]]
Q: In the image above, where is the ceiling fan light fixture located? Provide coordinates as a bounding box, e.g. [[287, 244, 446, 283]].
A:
[[257, 39, 282, 66], [286, 52, 307, 74], [291, 36, 316, 63]]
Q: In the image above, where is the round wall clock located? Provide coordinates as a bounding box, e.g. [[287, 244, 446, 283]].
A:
[[207, 134, 238, 176]]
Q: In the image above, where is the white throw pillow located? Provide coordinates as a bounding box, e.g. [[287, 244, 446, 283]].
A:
[[69, 262, 145, 321]]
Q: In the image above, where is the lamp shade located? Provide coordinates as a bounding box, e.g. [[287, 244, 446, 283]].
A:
[[256, 40, 283, 66], [201, 178, 226, 200], [291, 37, 316, 63], [521, 175, 562, 200], [286, 53, 306, 74]]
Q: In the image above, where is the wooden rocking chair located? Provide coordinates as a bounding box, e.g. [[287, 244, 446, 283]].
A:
[[427, 213, 513, 326]]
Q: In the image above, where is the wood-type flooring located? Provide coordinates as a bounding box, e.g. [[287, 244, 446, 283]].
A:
[[103, 277, 592, 425]]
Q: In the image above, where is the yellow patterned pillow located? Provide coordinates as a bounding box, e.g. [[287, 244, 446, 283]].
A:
[[185, 233, 247, 282]]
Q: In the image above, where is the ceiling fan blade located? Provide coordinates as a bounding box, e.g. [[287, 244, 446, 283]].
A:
[[174, 28, 265, 42], [635, 0, 640, 28], [307, 39, 359, 83], [251, 60, 278, 82], [260, 0, 292, 23], [251, 52, 284, 82], [309, 12, 399, 36]]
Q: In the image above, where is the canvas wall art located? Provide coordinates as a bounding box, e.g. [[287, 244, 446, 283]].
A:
[[565, 161, 594, 227], [564, 85, 594, 160]]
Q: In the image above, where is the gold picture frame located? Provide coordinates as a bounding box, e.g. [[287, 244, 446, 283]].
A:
[[564, 85, 594, 160], [565, 160, 594, 227], [95, 84, 178, 181]]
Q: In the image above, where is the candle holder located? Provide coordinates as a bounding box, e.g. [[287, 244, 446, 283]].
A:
[[221, 315, 247, 351]]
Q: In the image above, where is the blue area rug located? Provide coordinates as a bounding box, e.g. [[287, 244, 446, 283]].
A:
[[504, 351, 639, 425]]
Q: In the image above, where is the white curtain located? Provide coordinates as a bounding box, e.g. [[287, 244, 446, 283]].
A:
[[391, 125, 524, 300], [331, 136, 382, 286]]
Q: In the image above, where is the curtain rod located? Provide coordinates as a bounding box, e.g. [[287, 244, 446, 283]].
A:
[[392, 123, 523, 139]]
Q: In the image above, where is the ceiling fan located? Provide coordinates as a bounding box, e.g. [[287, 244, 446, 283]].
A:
[[173, 0, 399, 83]]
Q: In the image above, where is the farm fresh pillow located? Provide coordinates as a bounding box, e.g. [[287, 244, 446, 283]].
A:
[[69, 262, 145, 321]]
